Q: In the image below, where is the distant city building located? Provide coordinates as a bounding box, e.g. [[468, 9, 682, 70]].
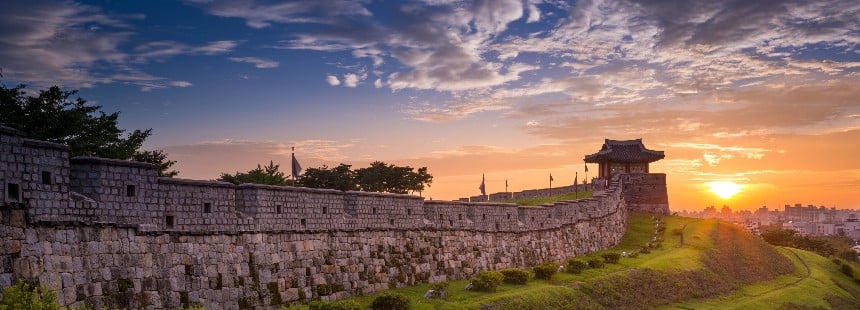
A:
[[684, 203, 860, 239]]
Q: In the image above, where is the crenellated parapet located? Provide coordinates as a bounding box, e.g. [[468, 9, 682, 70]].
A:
[[0, 125, 630, 308]]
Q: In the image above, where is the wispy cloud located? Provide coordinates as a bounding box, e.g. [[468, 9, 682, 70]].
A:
[[228, 56, 279, 68], [0, 1, 239, 91]]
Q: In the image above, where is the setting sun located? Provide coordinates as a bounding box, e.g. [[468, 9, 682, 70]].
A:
[[707, 181, 743, 199]]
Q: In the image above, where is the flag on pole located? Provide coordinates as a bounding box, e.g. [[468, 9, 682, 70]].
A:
[[584, 162, 588, 173], [479, 174, 486, 195], [291, 147, 302, 179], [550, 173, 554, 182]]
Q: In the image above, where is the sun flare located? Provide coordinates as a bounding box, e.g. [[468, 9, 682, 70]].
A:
[[707, 181, 743, 199]]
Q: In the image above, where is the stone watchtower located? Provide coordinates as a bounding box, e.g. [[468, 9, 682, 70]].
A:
[[585, 139, 669, 214]]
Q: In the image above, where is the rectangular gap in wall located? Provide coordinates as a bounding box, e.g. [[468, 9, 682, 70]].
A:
[[389, 218, 394, 225], [322, 206, 327, 214], [448, 220, 453, 226], [41, 171, 51, 185], [7, 183, 20, 202], [203, 203, 212, 213], [495, 223, 500, 230], [439, 213, 443, 220], [406, 208, 411, 216], [531, 216, 535, 222], [126, 185, 136, 197], [458, 214, 462, 220], [165, 215, 174, 228], [482, 214, 486, 221], [507, 213, 511, 220], [276, 205, 282, 214], [548, 213, 552, 219], [300, 219, 306, 227], [372, 208, 377, 214]]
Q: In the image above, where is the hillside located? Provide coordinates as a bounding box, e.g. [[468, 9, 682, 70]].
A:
[[323, 213, 860, 309]]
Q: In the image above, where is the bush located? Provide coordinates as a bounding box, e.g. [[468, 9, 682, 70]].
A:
[[565, 259, 587, 274], [628, 251, 639, 258], [587, 258, 605, 268], [533, 262, 559, 280], [309, 300, 363, 310], [499, 268, 530, 285], [371, 292, 410, 310], [471, 271, 504, 292], [601, 253, 621, 264], [833, 258, 843, 265], [0, 280, 61, 310], [640, 246, 651, 254], [427, 281, 449, 299], [840, 264, 854, 278]]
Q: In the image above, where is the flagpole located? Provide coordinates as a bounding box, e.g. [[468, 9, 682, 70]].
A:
[[549, 173, 553, 195]]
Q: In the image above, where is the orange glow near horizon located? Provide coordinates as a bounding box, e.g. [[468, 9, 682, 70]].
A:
[[706, 181, 744, 199]]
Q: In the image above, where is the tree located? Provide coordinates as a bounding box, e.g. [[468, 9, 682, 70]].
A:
[[0, 83, 178, 176], [219, 161, 293, 186], [131, 150, 178, 177], [299, 164, 357, 191], [354, 161, 433, 194]]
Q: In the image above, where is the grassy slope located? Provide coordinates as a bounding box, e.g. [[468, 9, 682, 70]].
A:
[[667, 247, 859, 309], [305, 213, 860, 309], [507, 191, 593, 206]]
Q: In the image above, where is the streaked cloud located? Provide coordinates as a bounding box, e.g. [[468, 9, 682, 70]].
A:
[[228, 56, 279, 69]]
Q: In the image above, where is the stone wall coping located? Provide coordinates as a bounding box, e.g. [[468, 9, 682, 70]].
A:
[[158, 177, 236, 188], [423, 200, 517, 207], [21, 139, 70, 150], [236, 183, 346, 194], [71, 156, 159, 169], [343, 190, 423, 199], [0, 125, 26, 136]]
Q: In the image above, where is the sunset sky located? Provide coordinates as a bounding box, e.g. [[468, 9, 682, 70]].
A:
[[2, 0, 858, 211]]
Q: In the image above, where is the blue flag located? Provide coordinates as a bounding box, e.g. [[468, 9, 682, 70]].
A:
[[291, 148, 302, 178], [479, 174, 486, 195]]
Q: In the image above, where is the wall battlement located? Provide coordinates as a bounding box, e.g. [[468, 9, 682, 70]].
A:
[[0, 126, 631, 309]]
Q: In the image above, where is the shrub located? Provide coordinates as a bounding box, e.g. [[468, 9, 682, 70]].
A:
[[833, 258, 843, 265], [0, 280, 61, 310], [471, 271, 504, 292], [628, 251, 639, 258], [840, 264, 854, 278], [565, 259, 587, 274], [371, 292, 410, 310], [652, 242, 663, 249], [308, 300, 363, 310], [601, 253, 621, 264], [587, 258, 605, 268], [533, 262, 559, 280], [499, 268, 530, 285], [427, 281, 449, 299], [640, 246, 651, 254]]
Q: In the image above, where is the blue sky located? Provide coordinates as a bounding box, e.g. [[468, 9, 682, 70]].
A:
[[1, 0, 859, 209]]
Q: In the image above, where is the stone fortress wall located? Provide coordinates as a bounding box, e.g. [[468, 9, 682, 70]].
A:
[[0, 126, 635, 309]]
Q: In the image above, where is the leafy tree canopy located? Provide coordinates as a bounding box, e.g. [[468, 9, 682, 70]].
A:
[[299, 164, 357, 191], [354, 161, 432, 194], [0, 83, 178, 177], [219, 161, 294, 186]]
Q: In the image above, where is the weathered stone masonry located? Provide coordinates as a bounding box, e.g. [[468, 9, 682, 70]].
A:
[[0, 125, 628, 309]]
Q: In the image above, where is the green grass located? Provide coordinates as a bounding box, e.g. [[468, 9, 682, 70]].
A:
[[305, 213, 860, 309], [507, 191, 593, 206], [667, 247, 859, 309]]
